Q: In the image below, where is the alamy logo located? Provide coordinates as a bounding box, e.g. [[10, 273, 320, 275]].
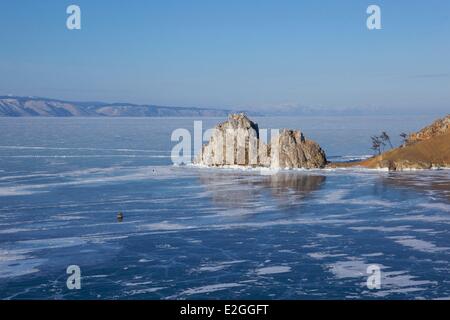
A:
[[367, 5, 382, 30], [66, 5, 81, 30], [66, 265, 81, 290], [366, 264, 381, 290], [170, 120, 279, 166]]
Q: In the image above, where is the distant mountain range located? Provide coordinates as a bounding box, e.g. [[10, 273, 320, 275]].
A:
[[0, 96, 240, 117], [0, 95, 446, 117]]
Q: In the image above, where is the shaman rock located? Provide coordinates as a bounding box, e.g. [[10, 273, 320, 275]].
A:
[[194, 114, 327, 169]]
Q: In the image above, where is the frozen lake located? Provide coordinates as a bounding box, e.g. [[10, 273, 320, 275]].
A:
[[0, 116, 449, 299]]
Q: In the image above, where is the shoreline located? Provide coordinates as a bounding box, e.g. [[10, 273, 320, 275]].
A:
[[187, 163, 450, 173]]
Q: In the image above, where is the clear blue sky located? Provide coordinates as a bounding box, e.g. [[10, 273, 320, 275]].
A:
[[0, 0, 449, 112]]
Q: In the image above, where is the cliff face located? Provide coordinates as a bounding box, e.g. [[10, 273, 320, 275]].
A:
[[194, 114, 327, 169], [194, 114, 262, 166], [337, 114, 450, 171], [271, 130, 327, 169]]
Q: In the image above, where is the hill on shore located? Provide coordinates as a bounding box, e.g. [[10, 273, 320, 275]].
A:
[[333, 114, 450, 170]]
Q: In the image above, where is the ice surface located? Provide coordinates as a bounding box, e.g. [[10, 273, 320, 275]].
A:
[[0, 116, 449, 299]]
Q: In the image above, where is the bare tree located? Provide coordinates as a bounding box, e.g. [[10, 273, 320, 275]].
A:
[[380, 131, 393, 149], [371, 135, 384, 155], [400, 132, 408, 145]]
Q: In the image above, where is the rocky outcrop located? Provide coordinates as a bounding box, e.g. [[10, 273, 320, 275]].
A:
[[194, 114, 265, 166], [194, 114, 327, 169], [372, 159, 433, 171], [271, 130, 327, 169], [405, 115, 450, 145]]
